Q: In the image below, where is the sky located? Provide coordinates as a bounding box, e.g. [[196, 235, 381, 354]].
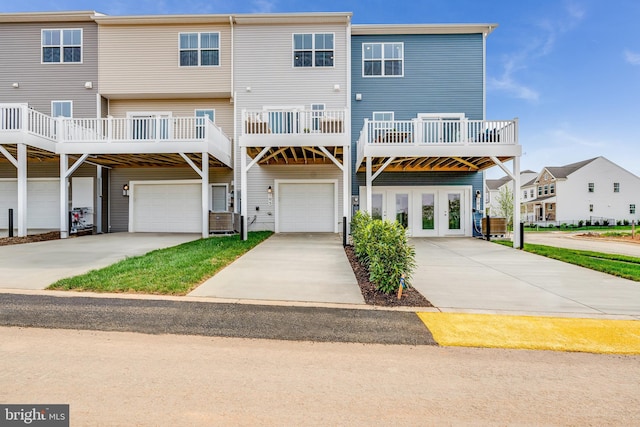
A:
[[2, 0, 639, 178]]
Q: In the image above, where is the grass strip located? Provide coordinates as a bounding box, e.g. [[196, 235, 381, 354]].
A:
[[48, 231, 273, 295], [494, 240, 640, 281]]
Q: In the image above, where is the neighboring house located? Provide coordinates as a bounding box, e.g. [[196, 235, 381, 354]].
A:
[[485, 170, 537, 217], [0, 11, 101, 236], [94, 13, 233, 234], [351, 24, 521, 238], [522, 157, 640, 225], [234, 13, 351, 234], [1, 10, 522, 244]]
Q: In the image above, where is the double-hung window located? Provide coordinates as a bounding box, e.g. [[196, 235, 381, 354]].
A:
[[588, 182, 594, 193], [42, 29, 82, 63], [614, 182, 620, 193], [179, 32, 220, 67], [363, 42, 403, 77], [631, 204, 636, 215], [293, 33, 334, 67]]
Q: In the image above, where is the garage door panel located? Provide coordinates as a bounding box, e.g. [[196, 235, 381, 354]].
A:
[[132, 182, 201, 233], [0, 180, 59, 229], [278, 183, 334, 233]]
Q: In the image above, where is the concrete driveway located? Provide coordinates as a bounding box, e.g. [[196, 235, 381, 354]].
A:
[[189, 233, 365, 305], [0, 233, 200, 290], [411, 238, 640, 318]]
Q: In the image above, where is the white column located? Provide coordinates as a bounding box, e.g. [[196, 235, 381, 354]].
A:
[[16, 143, 27, 237], [201, 152, 209, 239], [512, 156, 521, 248], [240, 146, 248, 241], [343, 143, 351, 222], [60, 154, 69, 239], [96, 165, 102, 234], [365, 156, 372, 214]]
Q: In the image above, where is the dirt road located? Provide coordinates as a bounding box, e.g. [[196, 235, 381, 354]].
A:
[[1, 327, 638, 425]]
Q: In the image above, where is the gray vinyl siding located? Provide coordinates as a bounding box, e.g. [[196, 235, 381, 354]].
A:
[[109, 167, 233, 232], [0, 21, 98, 117], [244, 165, 344, 232], [233, 23, 350, 190], [351, 33, 484, 194]]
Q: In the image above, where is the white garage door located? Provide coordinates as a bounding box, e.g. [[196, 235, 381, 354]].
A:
[[0, 179, 60, 229], [278, 182, 335, 232], [131, 182, 201, 233]]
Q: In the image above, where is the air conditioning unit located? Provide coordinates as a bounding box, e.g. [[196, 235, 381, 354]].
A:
[[209, 211, 237, 233]]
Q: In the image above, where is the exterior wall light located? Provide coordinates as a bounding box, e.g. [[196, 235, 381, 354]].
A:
[[267, 186, 273, 206], [84, 81, 93, 89], [122, 184, 129, 197], [12, 82, 19, 88]]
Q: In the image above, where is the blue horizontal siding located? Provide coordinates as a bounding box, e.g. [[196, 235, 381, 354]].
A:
[[351, 33, 484, 195]]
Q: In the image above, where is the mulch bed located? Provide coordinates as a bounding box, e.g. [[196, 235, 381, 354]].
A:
[[344, 245, 433, 308], [0, 231, 61, 246]]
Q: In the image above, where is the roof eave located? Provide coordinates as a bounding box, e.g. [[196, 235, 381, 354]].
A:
[[352, 23, 498, 36], [0, 10, 97, 23]]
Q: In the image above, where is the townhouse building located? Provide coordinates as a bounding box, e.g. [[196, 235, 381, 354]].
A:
[[1, 10, 522, 245], [351, 24, 521, 238], [521, 157, 640, 224], [485, 170, 537, 217]]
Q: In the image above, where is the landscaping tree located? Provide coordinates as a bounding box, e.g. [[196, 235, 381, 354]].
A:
[[495, 184, 514, 229]]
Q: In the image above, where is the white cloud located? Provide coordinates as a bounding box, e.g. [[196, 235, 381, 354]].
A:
[[489, 2, 586, 102], [624, 50, 640, 66]]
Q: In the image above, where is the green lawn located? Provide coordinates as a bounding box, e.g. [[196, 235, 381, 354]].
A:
[[48, 231, 273, 295], [494, 240, 640, 282], [524, 225, 636, 233]]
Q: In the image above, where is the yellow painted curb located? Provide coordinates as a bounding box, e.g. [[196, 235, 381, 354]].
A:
[[416, 312, 640, 355]]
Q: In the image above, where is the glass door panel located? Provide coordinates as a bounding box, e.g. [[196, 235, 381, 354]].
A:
[[371, 193, 383, 220], [395, 193, 409, 229], [421, 193, 435, 230], [447, 193, 461, 230]]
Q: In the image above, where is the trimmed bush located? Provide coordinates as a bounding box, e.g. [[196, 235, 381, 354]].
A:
[[351, 211, 416, 295]]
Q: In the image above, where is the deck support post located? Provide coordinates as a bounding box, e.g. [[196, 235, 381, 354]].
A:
[[60, 154, 69, 239], [17, 143, 27, 237]]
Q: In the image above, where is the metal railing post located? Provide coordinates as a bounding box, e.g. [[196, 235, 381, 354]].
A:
[[8, 208, 13, 237], [486, 214, 491, 242], [519, 222, 524, 249]]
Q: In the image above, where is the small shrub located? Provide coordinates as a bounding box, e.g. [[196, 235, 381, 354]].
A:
[[578, 220, 584, 227], [624, 219, 630, 226], [603, 219, 609, 226], [586, 220, 592, 227], [350, 211, 416, 295]]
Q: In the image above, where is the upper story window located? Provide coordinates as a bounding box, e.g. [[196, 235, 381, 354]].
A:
[[293, 33, 334, 67], [530, 189, 534, 198], [179, 32, 219, 67], [550, 183, 555, 194], [543, 185, 549, 195], [523, 191, 527, 200], [588, 182, 594, 193], [363, 42, 403, 77], [614, 182, 620, 193], [631, 204, 636, 215], [51, 101, 72, 118], [538, 186, 542, 196], [42, 29, 82, 63]]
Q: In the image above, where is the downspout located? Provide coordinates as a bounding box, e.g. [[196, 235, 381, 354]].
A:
[[345, 15, 352, 226], [230, 15, 238, 214]]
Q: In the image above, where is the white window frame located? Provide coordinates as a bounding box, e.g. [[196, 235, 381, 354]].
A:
[[309, 104, 325, 133], [550, 183, 555, 194], [179, 32, 220, 67], [42, 29, 83, 64], [362, 42, 404, 77], [209, 183, 229, 212], [292, 33, 335, 68], [195, 109, 215, 138], [614, 182, 620, 193], [126, 111, 173, 140], [51, 101, 73, 118]]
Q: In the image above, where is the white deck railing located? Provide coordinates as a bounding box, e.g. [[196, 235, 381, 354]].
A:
[[242, 108, 346, 136], [358, 118, 518, 146]]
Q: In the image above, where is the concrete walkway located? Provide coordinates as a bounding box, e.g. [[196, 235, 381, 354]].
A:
[[411, 238, 640, 318], [189, 233, 365, 304], [0, 233, 200, 290]]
